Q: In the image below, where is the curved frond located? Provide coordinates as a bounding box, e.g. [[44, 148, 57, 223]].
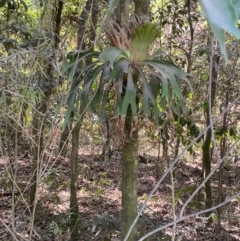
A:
[[119, 66, 137, 119]]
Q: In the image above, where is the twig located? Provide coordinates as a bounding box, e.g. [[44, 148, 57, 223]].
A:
[[123, 93, 240, 241], [138, 191, 240, 241]]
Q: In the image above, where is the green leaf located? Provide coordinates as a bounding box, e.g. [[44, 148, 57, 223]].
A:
[[113, 69, 124, 115], [53, 227, 59, 235], [62, 60, 76, 73], [199, 0, 240, 60], [119, 67, 137, 118], [160, 96, 167, 112], [100, 47, 122, 69], [90, 78, 104, 111], [144, 59, 191, 99], [63, 50, 100, 82], [69, 62, 96, 90], [62, 87, 77, 131], [149, 74, 161, 98], [152, 59, 191, 90], [179, 98, 187, 114], [111, 59, 130, 115], [137, 67, 160, 126], [138, 69, 153, 115], [111, 58, 129, 79], [62, 64, 103, 130], [81, 64, 105, 110], [90, 63, 111, 111], [99, 86, 109, 122], [161, 78, 169, 99], [168, 76, 182, 99]]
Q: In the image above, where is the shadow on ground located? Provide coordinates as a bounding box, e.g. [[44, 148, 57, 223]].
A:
[[0, 153, 240, 240]]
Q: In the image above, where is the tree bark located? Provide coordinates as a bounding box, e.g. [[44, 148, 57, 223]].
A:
[[121, 107, 138, 241], [217, 80, 230, 225], [121, 2, 149, 240], [68, 1, 99, 239], [70, 118, 82, 240], [202, 52, 219, 217], [133, 0, 150, 17], [58, 124, 71, 156], [202, 125, 213, 215]]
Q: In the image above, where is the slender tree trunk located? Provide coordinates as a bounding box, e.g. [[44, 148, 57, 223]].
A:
[[115, 1, 121, 25], [155, 130, 161, 179], [68, 1, 99, 239], [185, 0, 194, 73], [202, 50, 219, 217], [162, 126, 169, 182], [101, 117, 112, 162], [217, 136, 225, 225], [133, 0, 150, 17], [121, 3, 149, 240], [217, 86, 229, 225], [174, 136, 181, 157], [121, 107, 138, 241], [115, 0, 129, 26], [58, 123, 71, 156], [202, 125, 213, 215], [70, 117, 82, 240]]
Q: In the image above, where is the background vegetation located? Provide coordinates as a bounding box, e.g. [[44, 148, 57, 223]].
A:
[[1, 0, 240, 240]]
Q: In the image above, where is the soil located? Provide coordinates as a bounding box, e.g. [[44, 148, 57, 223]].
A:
[[0, 151, 240, 241]]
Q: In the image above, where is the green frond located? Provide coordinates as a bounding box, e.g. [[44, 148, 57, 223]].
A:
[[131, 22, 160, 62]]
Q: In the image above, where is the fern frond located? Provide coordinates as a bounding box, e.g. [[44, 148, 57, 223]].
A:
[[131, 22, 160, 62]]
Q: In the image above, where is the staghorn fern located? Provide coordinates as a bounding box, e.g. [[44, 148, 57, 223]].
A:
[[131, 22, 160, 62]]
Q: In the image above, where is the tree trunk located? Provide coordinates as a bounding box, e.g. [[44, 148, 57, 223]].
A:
[[202, 51, 219, 217], [217, 136, 225, 225], [58, 124, 70, 156], [68, 1, 99, 238], [121, 107, 138, 241], [155, 130, 161, 179], [202, 126, 212, 215], [133, 0, 150, 17], [217, 87, 229, 225], [70, 118, 82, 240], [121, 3, 149, 240]]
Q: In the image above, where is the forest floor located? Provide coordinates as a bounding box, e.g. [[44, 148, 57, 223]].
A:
[[0, 148, 240, 241]]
